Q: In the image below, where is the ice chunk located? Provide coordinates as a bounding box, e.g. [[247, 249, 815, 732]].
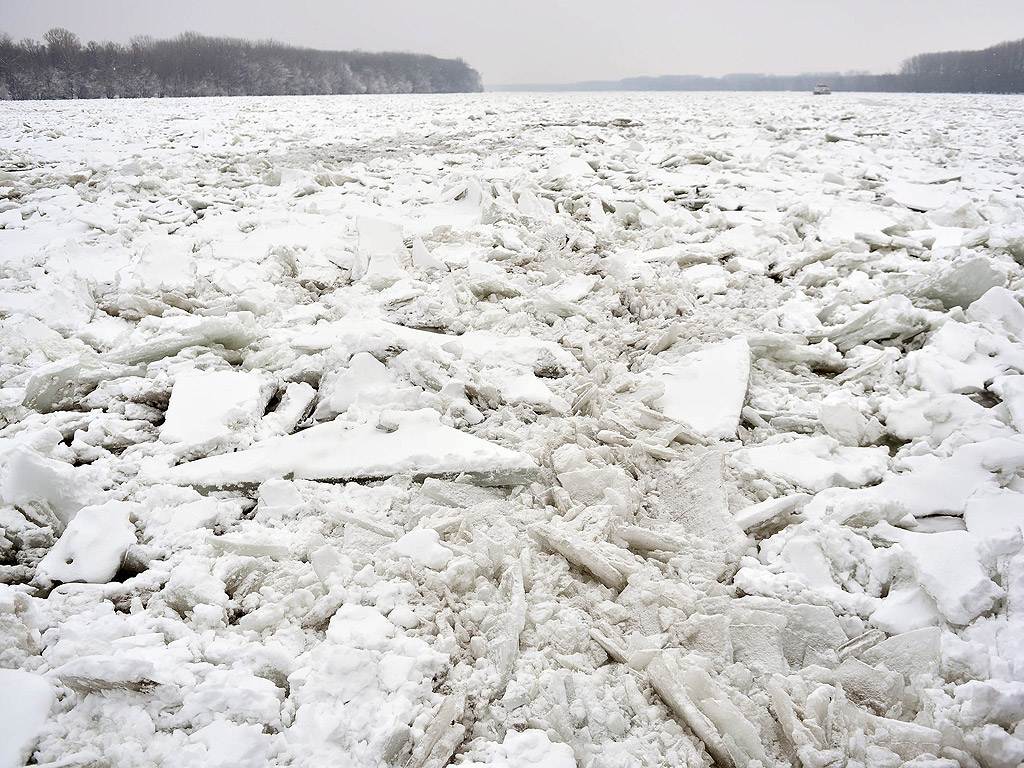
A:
[[456, 331, 578, 376], [681, 263, 729, 296], [356, 217, 407, 288], [548, 156, 594, 181], [160, 370, 271, 446], [530, 523, 636, 591], [258, 381, 316, 437], [35, 501, 137, 585], [124, 240, 198, 293], [0, 670, 53, 768], [870, 582, 942, 634], [835, 657, 904, 716], [650, 454, 749, 561], [734, 493, 809, 534], [730, 622, 787, 676], [965, 287, 1024, 339], [880, 390, 993, 442], [647, 654, 768, 768], [357, 216, 404, 254], [52, 655, 159, 693], [1, 448, 99, 527], [557, 465, 631, 507], [420, 478, 507, 508], [827, 295, 928, 352], [916, 258, 1005, 310], [818, 203, 896, 242], [290, 318, 577, 376], [905, 321, 1024, 395], [21, 356, 82, 413], [884, 180, 959, 212], [653, 336, 751, 440], [104, 315, 256, 366], [313, 352, 398, 419], [820, 391, 879, 446], [392, 528, 452, 570], [992, 376, 1024, 433], [411, 236, 447, 271], [861, 627, 941, 679], [498, 372, 569, 414], [189, 721, 272, 768], [740, 436, 888, 492], [964, 488, 1024, 539], [485, 562, 526, 694], [160, 409, 539, 487], [460, 729, 575, 768], [845, 708, 943, 762], [326, 604, 395, 650], [407, 691, 467, 768], [870, 438, 1024, 518], [897, 530, 1004, 625], [765, 677, 829, 764]]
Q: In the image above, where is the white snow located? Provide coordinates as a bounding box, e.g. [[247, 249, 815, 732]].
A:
[[741, 435, 889, 492], [391, 528, 453, 569], [0, 670, 53, 768], [895, 529, 1005, 626], [158, 409, 539, 487], [35, 500, 137, 584], [4, 91, 1024, 768], [160, 370, 271, 447], [653, 336, 751, 440]]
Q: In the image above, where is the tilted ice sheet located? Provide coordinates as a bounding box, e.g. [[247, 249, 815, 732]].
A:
[[652, 336, 751, 441], [157, 409, 539, 487]]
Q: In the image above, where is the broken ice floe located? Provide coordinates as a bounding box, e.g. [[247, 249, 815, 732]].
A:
[[652, 336, 751, 441], [5, 93, 1024, 768], [160, 369, 273, 449], [158, 409, 539, 488], [739, 435, 888, 492]]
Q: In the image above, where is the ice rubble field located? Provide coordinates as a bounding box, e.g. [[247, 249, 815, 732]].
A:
[[1, 91, 1024, 768]]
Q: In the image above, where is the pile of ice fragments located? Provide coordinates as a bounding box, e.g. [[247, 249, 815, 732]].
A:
[[1, 92, 1024, 767]]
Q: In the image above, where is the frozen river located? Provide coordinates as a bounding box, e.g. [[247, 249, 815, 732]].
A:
[[2, 91, 1024, 767]]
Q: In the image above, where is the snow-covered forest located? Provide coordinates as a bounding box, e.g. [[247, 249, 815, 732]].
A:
[[0, 29, 484, 100]]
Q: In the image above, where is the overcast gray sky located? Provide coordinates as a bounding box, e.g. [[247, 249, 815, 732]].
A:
[[2, 0, 1023, 85]]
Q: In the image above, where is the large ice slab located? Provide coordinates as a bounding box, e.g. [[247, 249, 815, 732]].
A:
[[965, 286, 1024, 340], [915, 258, 1005, 310], [884, 180, 960, 212], [159, 409, 539, 487], [1, 448, 100, 527], [653, 336, 750, 441], [104, 314, 256, 366], [740, 436, 888, 492], [160, 370, 272, 447], [897, 529, 1004, 626]]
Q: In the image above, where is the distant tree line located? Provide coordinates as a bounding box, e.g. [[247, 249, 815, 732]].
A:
[[496, 37, 1024, 94], [899, 38, 1024, 93], [0, 29, 483, 99]]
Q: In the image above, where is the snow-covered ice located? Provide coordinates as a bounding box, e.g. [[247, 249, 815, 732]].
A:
[[2, 91, 1024, 767]]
